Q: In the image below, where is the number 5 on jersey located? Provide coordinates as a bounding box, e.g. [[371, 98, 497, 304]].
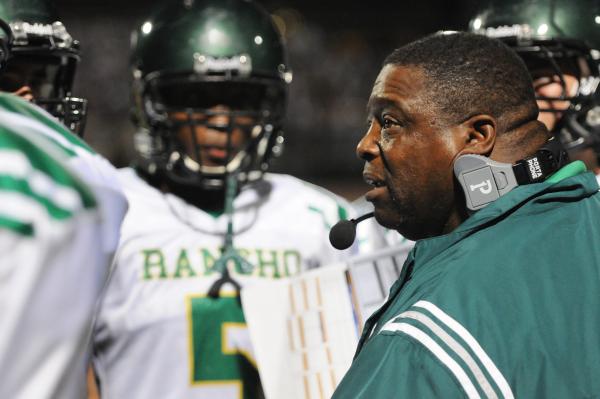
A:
[[187, 293, 263, 399]]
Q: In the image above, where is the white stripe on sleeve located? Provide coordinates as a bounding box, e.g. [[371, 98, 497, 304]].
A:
[[413, 301, 514, 399], [398, 310, 498, 399], [382, 322, 481, 399]]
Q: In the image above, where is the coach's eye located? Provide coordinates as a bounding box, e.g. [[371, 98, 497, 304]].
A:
[[381, 115, 401, 130]]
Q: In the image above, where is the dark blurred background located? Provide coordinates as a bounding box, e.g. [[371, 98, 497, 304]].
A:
[[54, 0, 479, 200]]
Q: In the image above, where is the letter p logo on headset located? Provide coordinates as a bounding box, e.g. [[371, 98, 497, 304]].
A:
[[454, 136, 569, 211]]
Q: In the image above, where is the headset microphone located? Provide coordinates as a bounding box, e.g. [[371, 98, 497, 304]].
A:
[[329, 212, 375, 250]]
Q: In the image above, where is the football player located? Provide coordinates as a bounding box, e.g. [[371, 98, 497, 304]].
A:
[[470, 0, 600, 183], [0, 0, 87, 135], [0, 1, 128, 398], [91, 1, 358, 398]]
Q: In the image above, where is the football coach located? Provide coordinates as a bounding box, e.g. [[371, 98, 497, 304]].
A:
[[333, 32, 600, 398]]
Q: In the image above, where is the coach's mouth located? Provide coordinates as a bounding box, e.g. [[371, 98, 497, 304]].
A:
[[363, 173, 388, 202]]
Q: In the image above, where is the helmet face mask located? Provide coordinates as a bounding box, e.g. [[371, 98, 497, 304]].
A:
[[137, 70, 286, 190], [516, 42, 600, 154], [533, 52, 600, 154], [513, 41, 598, 109], [470, 0, 600, 157], [132, 0, 290, 191]]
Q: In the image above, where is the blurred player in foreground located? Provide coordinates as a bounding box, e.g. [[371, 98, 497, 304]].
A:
[[0, 1, 128, 397], [333, 32, 600, 397], [471, 0, 600, 183], [90, 1, 358, 398]]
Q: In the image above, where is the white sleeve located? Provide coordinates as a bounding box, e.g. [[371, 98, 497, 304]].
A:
[[0, 201, 108, 399]]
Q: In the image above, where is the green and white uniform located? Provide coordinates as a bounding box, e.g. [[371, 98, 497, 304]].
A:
[[0, 95, 128, 254], [93, 169, 356, 399], [333, 163, 600, 398], [0, 94, 127, 398]]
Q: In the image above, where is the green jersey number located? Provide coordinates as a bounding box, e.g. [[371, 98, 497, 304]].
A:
[[187, 293, 263, 399]]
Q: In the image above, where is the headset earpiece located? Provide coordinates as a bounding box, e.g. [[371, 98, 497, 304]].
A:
[[454, 136, 569, 211]]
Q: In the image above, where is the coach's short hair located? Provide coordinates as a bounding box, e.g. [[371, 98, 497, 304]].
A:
[[384, 32, 537, 133]]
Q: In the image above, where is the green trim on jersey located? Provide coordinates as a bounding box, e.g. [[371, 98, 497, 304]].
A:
[[0, 93, 95, 154], [308, 203, 349, 230], [0, 128, 97, 214], [186, 294, 261, 398], [0, 175, 77, 220], [0, 214, 34, 236], [307, 205, 332, 229], [300, 179, 351, 218], [337, 204, 348, 221], [206, 209, 223, 219]]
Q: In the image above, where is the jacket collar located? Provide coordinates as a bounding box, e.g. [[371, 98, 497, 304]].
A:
[[356, 162, 597, 354], [413, 161, 596, 268]]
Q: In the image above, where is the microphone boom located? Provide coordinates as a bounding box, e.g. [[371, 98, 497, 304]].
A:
[[329, 212, 375, 250]]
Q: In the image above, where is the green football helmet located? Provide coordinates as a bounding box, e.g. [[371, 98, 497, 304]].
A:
[[470, 0, 600, 154], [0, 0, 87, 136], [131, 0, 292, 190]]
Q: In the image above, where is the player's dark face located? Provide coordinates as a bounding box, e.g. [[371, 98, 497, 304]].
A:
[[171, 106, 254, 168], [0, 55, 61, 101], [358, 65, 464, 240]]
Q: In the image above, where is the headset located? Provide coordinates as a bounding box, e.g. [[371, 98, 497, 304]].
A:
[[330, 136, 569, 250], [454, 136, 569, 211]]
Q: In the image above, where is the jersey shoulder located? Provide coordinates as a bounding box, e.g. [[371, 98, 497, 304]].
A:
[[117, 167, 165, 203], [264, 173, 354, 221], [116, 167, 177, 233], [0, 93, 122, 200], [0, 126, 97, 237], [0, 96, 126, 251], [0, 93, 94, 156]]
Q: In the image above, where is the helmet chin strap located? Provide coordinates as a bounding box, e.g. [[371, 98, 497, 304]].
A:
[[207, 170, 255, 299]]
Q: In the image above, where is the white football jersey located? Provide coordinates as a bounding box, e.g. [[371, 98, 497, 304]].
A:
[[0, 94, 126, 399], [0, 95, 128, 255], [93, 168, 358, 399]]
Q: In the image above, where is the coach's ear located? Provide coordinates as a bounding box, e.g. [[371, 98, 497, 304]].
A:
[[456, 114, 497, 157]]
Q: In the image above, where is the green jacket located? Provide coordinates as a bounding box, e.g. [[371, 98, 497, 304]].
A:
[[333, 162, 600, 398]]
